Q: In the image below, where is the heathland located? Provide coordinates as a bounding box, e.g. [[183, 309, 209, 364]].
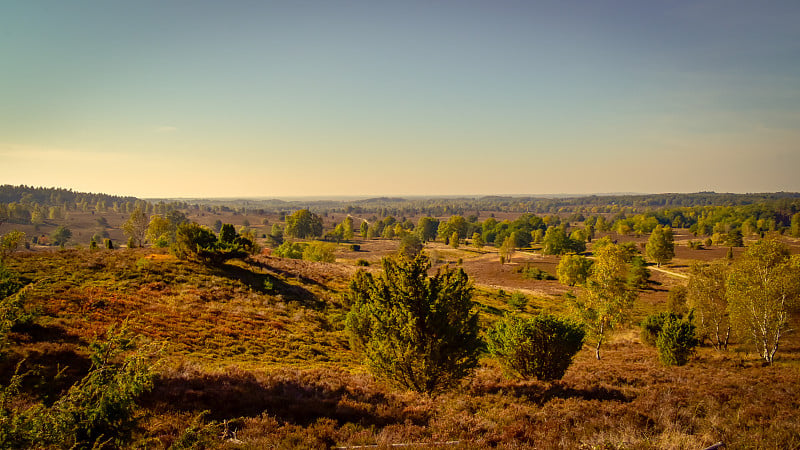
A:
[[1, 186, 799, 448]]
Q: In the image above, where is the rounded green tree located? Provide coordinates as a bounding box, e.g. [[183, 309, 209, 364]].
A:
[[487, 314, 585, 381]]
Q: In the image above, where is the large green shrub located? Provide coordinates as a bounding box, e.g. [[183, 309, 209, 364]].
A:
[[345, 254, 480, 393], [656, 315, 698, 366], [487, 314, 585, 381], [639, 312, 681, 347]]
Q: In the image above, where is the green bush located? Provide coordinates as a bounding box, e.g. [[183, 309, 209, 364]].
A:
[[487, 314, 585, 381], [627, 256, 651, 289], [0, 323, 157, 448], [273, 241, 306, 259], [656, 315, 698, 366], [302, 241, 336, 262], [640, 312, 679, 347], [345, 254, 480, 393], [507, 292, 528, 311], [517, 264, 554, 280]]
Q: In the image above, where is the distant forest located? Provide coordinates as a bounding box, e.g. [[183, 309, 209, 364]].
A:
[[2, 185, 800, 240]]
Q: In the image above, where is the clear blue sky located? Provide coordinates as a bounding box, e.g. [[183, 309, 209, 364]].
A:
[[2, 1, 799, 197]]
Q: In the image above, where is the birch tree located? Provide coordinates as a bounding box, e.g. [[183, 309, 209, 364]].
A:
[[727, 239, 800, 364]]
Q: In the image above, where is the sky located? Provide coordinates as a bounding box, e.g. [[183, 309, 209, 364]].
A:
[[1, 1, 799, 198]]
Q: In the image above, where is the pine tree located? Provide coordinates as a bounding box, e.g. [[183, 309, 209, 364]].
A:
[[345, 254, 480, 393]]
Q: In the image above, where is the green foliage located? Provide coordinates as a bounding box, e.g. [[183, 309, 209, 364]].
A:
[[687, 240, 704, 250], [398, 234, 423, 258], [727, 239, 800, 363], [556, 255, 592, 286], [667, 285, 688, 316], [656, 315, 698, 366], [450, 231, 460, 249], [218, 223, 237, 244], [646, 225, 675, 267], [542, 227, 585, 255], [345, 254, 480, 393], [498, 236, 515, 264], [285, 209, 323, 239], [571, 243, 637, 359], [640, 312, 681, 347], [471, 232, 484, 248], [173, 223, 248, 266], [273, 241, 306, 259], [0, 231, 25, 262], [487, 314, 585, 381], [687, 261, 730, 351], [122, 206, 149, 248], [302, 241, 336, 262], [50, 226, 72, 247], [791, 212, 800, 238], [517, 264, 554, 280], [0, 323, 157, 448], [627, 256, 651, 289], [507, 292, 528, 311]]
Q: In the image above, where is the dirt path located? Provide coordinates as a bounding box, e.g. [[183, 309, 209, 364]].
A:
[[648, 265, 688, 279]]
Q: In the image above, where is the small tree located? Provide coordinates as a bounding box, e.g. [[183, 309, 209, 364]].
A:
[[646, 225, 674, 267], [687, 261, 731, 351], [218, 223, 237, 244], [122, 207, 149, 248], [627, 256, 651, 289], [0, 231, 26, 262], [450, 231, 460, 249], [284, 209, 323, 239], [345, 254, 480, 393], [471, 232, 484, 248], [398, 234, 423, 259], [640, 312, 680, 347], [656, 314, 698, 366], [499, 236, 516, 264], [727, 239, 800, 364], [487, 314, 585, 381], [572, 243, 637, 359], [146, 215, 173, 248], [557, 254, 592, 287], [50, 226, 72, 248], [417, 217, 439, 242]]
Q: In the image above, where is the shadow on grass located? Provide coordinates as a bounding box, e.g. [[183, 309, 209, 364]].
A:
[[218, 263, 324, 310], [474, 380, 631, 404], [0, 340, 92, 405], [142, 371, 414, 427]]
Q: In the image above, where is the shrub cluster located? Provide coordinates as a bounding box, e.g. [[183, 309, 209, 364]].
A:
[[487, 314, 585, 381]]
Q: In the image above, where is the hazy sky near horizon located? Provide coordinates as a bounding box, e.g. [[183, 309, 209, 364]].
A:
[[2, 1, 799, 198]]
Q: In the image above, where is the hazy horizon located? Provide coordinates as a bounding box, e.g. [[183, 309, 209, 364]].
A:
[[2, 1, 799, 197]]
